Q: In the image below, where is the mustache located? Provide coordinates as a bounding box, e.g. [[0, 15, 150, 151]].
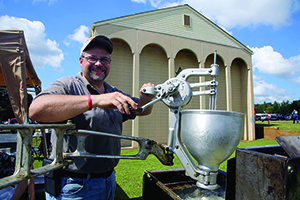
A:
[[89, 65, 106, 71]]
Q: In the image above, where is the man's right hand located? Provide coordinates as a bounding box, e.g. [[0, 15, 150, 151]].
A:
[[92, 92, 138, 115]]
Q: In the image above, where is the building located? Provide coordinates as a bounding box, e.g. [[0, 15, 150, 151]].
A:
[[89, 4, 255, 147]]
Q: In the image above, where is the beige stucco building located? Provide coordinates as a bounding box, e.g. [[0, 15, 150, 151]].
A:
[[89, 4, 255, 147]]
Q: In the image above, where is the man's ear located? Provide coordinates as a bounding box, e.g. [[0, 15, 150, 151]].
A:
[[79, 56, 83, 66]]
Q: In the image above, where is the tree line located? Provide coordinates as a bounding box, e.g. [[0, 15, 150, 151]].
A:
[[255, 100, 300, 114]]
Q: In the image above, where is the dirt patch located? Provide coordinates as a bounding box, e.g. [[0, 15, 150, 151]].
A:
[[256, 126, 300, 139]]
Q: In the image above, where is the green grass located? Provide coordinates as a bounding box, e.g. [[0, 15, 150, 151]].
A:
[[255, 120, 300, 131]]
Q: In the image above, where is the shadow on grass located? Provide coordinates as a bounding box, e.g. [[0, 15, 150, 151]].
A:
[[115, 183, 130, 200], [255, 123, 274, 127]]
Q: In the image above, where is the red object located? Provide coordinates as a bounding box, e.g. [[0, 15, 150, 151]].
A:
[[87, 95, 92, 110], [254, 107, 257, 115]]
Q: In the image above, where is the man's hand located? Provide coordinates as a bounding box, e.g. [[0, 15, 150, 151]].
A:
[[92, 92, 138, 115], [137, 83, 155, 116], [139, 83, 155, 100]]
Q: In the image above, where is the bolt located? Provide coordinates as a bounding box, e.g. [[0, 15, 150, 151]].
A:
[[158, 86, 161, 90], [182, 75, 185, 78], [288, 166, 293, 174], [175, 145, 179, 149], [147, 140, 153, 146], [209, 69, 212, 73]]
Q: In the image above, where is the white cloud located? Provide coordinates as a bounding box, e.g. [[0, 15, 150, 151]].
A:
[[67, 25, 89, 44], [0, 15, 64, 70], [185, 0, 299, 29], [253, 76, 294, 103], [133, 0, 300, 29], [251, 46, 300, 79], [131, 0, 147, 3], [291, 76, 300, 86], [32, 0, 57, 5], [132, 0, 181, 8]]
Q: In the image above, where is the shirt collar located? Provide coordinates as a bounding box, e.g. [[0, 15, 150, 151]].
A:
[[75, 72, 115, 93]]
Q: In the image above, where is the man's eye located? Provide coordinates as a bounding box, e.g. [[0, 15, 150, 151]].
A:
[[101, 59, 110, 63], [89, 57, 97, 62]]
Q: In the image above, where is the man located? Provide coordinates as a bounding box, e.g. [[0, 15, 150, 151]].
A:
[[292, 109, 299, 124], [29, 35, 155, 200]]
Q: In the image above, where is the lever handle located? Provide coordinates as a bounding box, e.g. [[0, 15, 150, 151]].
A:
[[131, 97, 163, 113]]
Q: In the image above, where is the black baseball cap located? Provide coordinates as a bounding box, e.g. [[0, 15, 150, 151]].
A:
[[80, 35, 113, 55]]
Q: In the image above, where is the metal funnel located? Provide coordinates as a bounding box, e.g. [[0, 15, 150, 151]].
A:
[[180, 110, 244, 189]]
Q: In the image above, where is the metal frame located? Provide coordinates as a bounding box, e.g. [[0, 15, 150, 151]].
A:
[[0, 123, 173, 189]]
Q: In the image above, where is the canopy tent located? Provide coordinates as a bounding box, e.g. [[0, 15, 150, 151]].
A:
[[0, 28, 41, 124]]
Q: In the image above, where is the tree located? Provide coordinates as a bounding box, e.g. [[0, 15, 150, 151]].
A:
[[290, 100, 300, 112], [255, 100, 299, 115], [273, 101, 280, 113]]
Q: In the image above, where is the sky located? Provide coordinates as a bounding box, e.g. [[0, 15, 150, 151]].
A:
[[0, 0, 300, 104]]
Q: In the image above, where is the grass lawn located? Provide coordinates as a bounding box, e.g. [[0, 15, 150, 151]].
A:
[[255, 120, 300, 131]]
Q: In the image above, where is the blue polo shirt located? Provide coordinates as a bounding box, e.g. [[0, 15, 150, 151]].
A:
[[292, 110, 298, 117], [36, 72, 138, 173]]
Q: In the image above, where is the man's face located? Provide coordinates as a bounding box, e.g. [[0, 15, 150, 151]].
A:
[[80, 47, 111, 83]]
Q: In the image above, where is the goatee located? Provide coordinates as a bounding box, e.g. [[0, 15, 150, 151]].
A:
[[89, 66, 106, 82]]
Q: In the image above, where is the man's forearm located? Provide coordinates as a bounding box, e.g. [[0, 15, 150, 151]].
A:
[[29, 94, 90, 123]]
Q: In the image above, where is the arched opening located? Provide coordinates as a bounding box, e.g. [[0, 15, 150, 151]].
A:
[[231, 58, 248, 113], [231, 58, 248, 140], [175, 49, 200, 109], [139, 44, 169, 143]]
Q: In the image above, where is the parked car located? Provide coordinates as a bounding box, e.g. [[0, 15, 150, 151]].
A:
[[277, 114, 285, 120], [255, 115, 261, 121], [284, 114, 292, 120], [270, 114, 278, 120], [260, 114, 271, 122]]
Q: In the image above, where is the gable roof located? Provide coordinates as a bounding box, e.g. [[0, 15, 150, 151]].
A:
[[92, 4, 252, 54]]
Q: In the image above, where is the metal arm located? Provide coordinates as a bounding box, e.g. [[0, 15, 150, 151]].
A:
[[0, 124, 173, 190]]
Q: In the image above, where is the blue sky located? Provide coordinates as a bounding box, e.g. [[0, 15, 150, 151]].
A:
[[1, 0, 300, 104]]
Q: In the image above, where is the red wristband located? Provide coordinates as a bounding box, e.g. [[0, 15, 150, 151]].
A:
[[87, 95, 92, 110]]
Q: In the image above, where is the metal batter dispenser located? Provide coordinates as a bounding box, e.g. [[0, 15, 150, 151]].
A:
[[138, 50, 244, 189]]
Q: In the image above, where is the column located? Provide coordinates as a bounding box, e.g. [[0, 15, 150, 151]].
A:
[[132, 52, 140, 147], [168, 56, 175, 79], [247, 67, 255, 140], [225, 65, 232, 111]]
